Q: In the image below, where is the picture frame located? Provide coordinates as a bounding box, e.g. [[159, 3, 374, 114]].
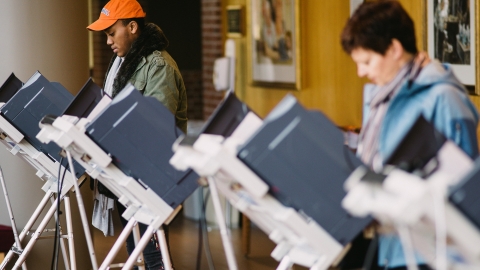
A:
[[248, 0, 301, 90], [423, 0, 480, 95], [227, 5, 244, 38]]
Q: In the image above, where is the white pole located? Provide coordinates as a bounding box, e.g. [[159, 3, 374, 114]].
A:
[[66, 151, 98, 270], [49, 196, 71, 270], [0, 166, 27, 270], [208, 176, 238, 270], [64, 194, 77, 270], [132, 221, 146, 270], [12, 199, 59, 269], [156, 227, 172, 270], [99, 218, 136, 270], [0, 190, 53, 269], [122, 225, 155, 270]]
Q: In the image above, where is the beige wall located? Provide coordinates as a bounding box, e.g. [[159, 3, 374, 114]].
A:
[[0, 1, 92, 269], [225, 0, 367, 127], [0, 2, 90, 93], [225, 0, 480, 136]]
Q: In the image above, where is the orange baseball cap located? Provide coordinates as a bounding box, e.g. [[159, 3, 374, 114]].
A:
[[87, 0, 146, 31]]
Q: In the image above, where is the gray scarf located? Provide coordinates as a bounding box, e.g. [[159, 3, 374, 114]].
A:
[[357, 56, 425, 171]]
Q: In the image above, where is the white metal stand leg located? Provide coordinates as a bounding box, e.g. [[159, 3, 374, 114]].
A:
[[132, 222, 146, 270], [0, 190, 53, 269], [156, 227, 172, 270], [49, 196, 71, 270], [397, 224, 419, 270], [122, 225, 155, 270], [1, 169, 89, 270], [99, 218, 135, 270], [0, 166, 27, 270], [64, 194, 77, 270], [208, 176, 238, 270], [276, 255, 293, 270], [99, 218, 146, 270], [12, 192, 80, 270], [66, 151, 98, 270], [59, 233, 71, 270], [12, 197, 62, 269], [225, 197, 232, 229]]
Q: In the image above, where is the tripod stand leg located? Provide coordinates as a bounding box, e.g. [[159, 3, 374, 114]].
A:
[[65, 194, 77, 270], [59, 225, 71, 270], [121, 225, 155, 270], [12, 197, 59, 269], [156, 227, 172, 270], [99, 218, 137, 270], [0, 165, 28, 270], [132, 222, 146, 270], [0, 190, 53, 270], [66, 151, 98, 270], [276, 255, 293, 270], [208, 176, 238, 270], [49, 195, 71, 270]]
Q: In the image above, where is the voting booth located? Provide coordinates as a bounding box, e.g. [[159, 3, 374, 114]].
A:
[[342, 115, 480, 270], [170, 94, 372, 270], [0, 73, 103, 270], [39, 87, 267, 270], [38, 83, 213, 270]]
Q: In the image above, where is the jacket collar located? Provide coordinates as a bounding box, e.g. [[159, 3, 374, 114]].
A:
[[399, 61, 467, 97], [110, 23, 169, 97]]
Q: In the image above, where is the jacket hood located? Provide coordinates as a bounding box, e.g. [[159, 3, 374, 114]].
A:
[[407, 60, 467, 95], [363, 60, 468, 102]]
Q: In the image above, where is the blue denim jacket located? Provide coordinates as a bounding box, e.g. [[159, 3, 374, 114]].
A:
[[361, 61, 479, 268]]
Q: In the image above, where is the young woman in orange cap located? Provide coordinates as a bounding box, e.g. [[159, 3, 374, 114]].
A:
[[88, 0, 187, 269]]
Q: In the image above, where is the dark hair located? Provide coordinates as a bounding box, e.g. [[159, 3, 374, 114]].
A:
[[341, 0, 418, 55], [121, 18, 146, 31]]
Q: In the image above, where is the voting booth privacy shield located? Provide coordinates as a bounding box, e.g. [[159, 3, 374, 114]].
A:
[[0, 73, 23, 103], [450, 157, 480, 228], [85, 84, 200, 208], [201, 90, 256, 137], [237, 94, 373, 246], [0, 73, 105, 270], [62, 78, 104, 119], [1, 71, 73, 163], [385, 115, 447, 173], [0, 72, 103, 178]]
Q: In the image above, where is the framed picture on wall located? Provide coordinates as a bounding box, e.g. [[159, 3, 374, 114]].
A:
[[424, 0, 480, 95], [249, 0, 301, 90], [227, 5, 244, 38]]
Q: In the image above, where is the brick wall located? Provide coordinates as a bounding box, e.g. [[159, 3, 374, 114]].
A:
[[182, 70, 203, 120], [201, 0, 224, 119]]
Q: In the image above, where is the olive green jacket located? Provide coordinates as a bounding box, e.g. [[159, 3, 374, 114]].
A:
[[105, 23, 187, 133], [128, 50, 188, 133]]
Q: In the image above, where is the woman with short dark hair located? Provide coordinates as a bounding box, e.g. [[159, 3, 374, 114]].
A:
[[341, 1, 478, 269]]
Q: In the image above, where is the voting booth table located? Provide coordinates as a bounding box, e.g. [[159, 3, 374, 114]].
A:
[[9, 67, 480, 270], [342, 116, 480, 270], [37, 83, 206, 270], [39, 86, 264, 270], [170, 94, 373, 270], [0, 72, 103, 270]]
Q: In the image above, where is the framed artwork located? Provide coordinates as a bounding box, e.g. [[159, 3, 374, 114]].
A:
[[249, 0, 301, 90], [227, 5, 244, 38], [424, 0, 479, 95]]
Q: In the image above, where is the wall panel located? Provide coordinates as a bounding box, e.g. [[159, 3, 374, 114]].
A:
[[227, 0, 367, 127], [227, 0, 480, 140]]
